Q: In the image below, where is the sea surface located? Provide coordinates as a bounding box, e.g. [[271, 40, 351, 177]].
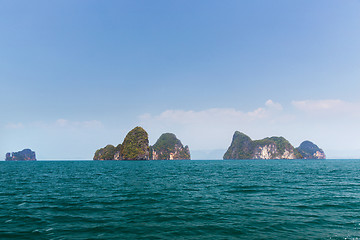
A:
[[1, 160, 360, 239]]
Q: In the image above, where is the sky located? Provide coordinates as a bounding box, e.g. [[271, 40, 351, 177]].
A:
[[1, 0, 360, 159]]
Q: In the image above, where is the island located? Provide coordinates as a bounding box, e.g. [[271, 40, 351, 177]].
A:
[[94, 126, 149, 160], [296, 140, 326, 159], [150, 133, 190, 160], [223, 131, 326, 160], [93, 127, 191, 160], [5, 149, 37, 161]]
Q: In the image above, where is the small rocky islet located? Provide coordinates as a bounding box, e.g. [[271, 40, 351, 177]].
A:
[[223, 131, 326, 160], [5, 149, 37, 161], [93, 127, 191, 160]]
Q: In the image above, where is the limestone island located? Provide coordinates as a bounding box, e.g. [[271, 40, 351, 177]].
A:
[[296, 140, 326, 159], [150, 133, 190, 160], [93, 127, 191, 160], [5, 149, 37, 161], [223, 131, 325, 160]]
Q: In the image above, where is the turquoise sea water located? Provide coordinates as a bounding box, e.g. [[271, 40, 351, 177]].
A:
[[1, 160, 360, 239]]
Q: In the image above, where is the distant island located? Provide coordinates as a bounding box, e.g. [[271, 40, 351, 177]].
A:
[[297, 140, 326, 159], [93, 127, 191, 160], [150, 133, 190, 160], [223, 131, 325, 160], [5, 149, 37, 161]]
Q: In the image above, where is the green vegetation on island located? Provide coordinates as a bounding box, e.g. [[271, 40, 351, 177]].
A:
[[120, 127, 149, 160], [223, 131, 254, 159], [150, 133, 191, 160], [93, 144, 116, 160]]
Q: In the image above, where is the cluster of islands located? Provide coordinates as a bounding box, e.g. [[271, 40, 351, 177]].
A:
[[5, 126, 326, 161]]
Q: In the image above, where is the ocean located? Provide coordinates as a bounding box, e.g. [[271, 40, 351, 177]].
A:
[[1, 160, 360, 239]]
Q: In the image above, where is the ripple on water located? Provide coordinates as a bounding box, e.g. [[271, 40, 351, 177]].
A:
[[1, 160, 360, 239]]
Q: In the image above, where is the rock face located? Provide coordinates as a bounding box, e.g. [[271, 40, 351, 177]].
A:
[[6, 149, 36, 161], [252, 137, 300, 159], [223, 131, 301, 160], [296, 141, 326, 159], [93, 126, 149, 160], [150, 133, 191, 160]]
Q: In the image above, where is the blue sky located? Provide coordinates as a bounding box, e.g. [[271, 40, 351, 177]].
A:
[[1, 0, 360, 159]]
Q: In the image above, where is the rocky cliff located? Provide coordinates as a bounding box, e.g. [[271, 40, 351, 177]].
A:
[[252, 137, 301, 159], [93, 126, 149, 160], [223, 131, 301, 160], [6, 149, 36, 161], [150, 133, 190, 160], [296, 141, 326, 159]]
